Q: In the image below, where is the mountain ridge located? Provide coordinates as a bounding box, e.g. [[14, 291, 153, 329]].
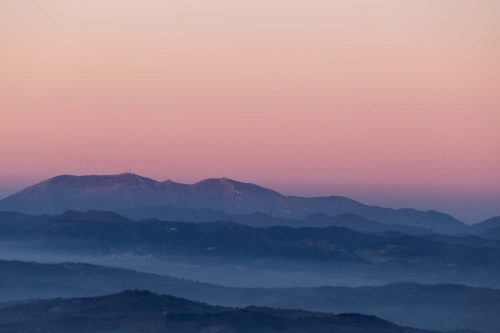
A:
[[0, 173, 466, 233], [469, 216, 500, 235], [1, 259, 497, 332], [0, 288, 445, 333], [1, 210, 499, 287]]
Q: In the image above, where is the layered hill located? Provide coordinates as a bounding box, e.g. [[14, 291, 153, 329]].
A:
[[0, 289, 442, 333], [1, 211, 499, 287], [0, 260, 498, 332], [481, 226, 500, 240], [120, 206, 435, 235], [469, 216, 500, 235], [0, 173, 466, 233]]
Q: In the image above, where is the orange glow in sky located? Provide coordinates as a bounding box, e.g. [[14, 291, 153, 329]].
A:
[[1, 0, 499, 221]]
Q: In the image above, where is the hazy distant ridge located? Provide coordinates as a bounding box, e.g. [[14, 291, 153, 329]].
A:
[[0, 173, 466, 233]]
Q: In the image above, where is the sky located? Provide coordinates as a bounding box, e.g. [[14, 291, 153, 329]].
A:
[[1, 0, 499, 222]]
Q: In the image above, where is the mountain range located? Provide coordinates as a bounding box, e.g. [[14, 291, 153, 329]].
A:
[[1, 210, 500, 287], [1, 259, 498, 332], [119, 206, 436, 235], [468, 217, 500, 238], [1, 173, 499, 333], [0, 173, 467, 233], [0, 288, 457, 333]]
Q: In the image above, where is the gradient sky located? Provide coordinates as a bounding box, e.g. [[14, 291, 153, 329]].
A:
[[1, 0, 499, 222]]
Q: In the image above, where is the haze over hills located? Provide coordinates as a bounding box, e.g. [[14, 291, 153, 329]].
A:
[[0, 173, 467, 234], [1, 210, 499, 288], [3, 1, 498, 332], [469, 216, 500, 235], [119, 206, 435, 235], [481, 226, 500, 240], [1, 259, 499, 333], [0, 289, 447, 333], [0, 174, 496, 332], [0, 176, 498, 332]]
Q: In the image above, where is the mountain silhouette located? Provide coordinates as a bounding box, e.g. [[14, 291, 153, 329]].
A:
[[0, 259, 498, 332], [0, 289, 441, 333], [1, 210, 499, 287], [469, 216, 500, 235], [0, 173, 466, 233]]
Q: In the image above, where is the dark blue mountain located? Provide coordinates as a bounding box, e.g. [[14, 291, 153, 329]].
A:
[[0, 289, 441, 333], [0, 173, 466, 233], [1, 211, 498, 287], [469, 216, 500, 235], [0, 259, 497, 332]]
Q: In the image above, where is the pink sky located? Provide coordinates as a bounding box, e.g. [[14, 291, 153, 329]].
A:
[[1, 0, 499, 222]]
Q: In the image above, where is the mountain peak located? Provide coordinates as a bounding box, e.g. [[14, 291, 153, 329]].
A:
[[193, 178, 283, 196], [0, 173, 467, 233], [41, 173, 159, 186], [194, 177, 240, 185]]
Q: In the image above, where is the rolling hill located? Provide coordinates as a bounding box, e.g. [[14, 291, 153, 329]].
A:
[[0, 259, 498, 332], [0, 210, 499, 287], [0, 289, 444, 333], [469, 216, 500, 235]]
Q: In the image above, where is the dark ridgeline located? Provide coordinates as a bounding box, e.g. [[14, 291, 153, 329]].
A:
[[120, 208, 437, 235], [0, 173, 466, 233], [0, 290, 443, 333], [1, 210, 500, 288], [468, 216, 500, 239], [0, 259, 498, 333], [0, 174, 499, 333]]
